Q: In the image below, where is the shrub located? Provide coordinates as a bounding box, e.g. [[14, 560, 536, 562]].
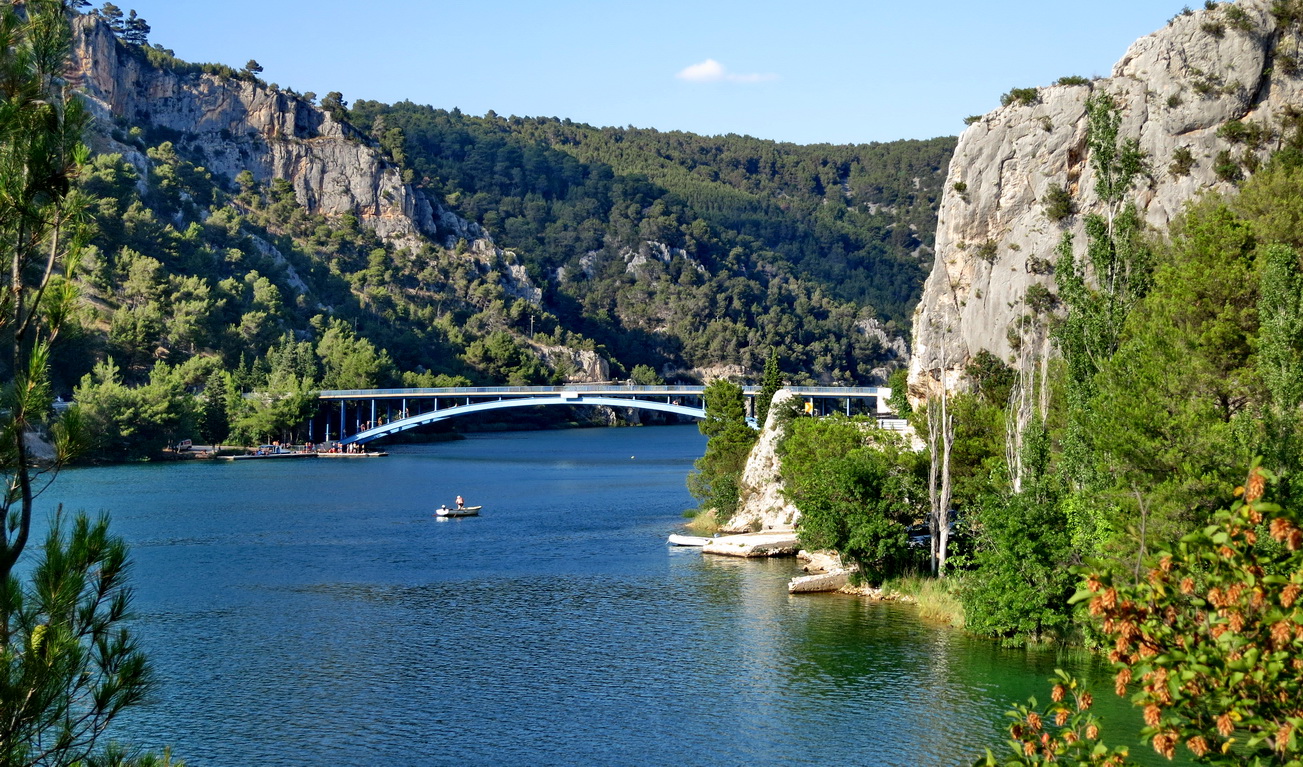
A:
[[1215, 149, 1243, 182], [1025, 283, 1057, 314], [964, 115, 982, 126], [1201, 19, 1226, 37], [1280, 52, 1302, 77], [975, 240, 998, 263], [1224, 4, 1253, 30], [1169, 146, 1196, 176], [1217, 119, 1250, 143], [1000, 87, 1040, 107], [1055, 75, 1090, 86], [1167, 92, 1183, 108], [1042, 184, 1075, 221], [1026, 256, 1054, 275], [1069, 466, 1303, 764]]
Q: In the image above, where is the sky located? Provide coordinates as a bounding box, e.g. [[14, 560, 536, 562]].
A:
[[114, 0, 1189, 146]]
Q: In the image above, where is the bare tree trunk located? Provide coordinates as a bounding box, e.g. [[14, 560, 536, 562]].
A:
[[927, 335, 956, 577]]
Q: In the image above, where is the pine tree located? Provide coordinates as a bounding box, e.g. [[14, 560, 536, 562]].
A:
[[0, 3, 157, 763], [756, 349, 783, 426], [122, 9, 149, 45]]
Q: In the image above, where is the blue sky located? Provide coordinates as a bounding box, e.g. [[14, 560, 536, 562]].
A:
[[115, 0, 1188, 145]]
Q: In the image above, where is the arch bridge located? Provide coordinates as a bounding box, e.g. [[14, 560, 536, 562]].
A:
[[308, 384, 898, 446]]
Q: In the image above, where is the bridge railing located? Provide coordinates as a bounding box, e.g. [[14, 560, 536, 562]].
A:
[[318, 384, 710, 398], [318, 384, 891, 398]]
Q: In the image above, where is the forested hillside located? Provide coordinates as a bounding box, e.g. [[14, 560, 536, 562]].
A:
[[349, 102, 952, 337], [47, 6, 953, 453]]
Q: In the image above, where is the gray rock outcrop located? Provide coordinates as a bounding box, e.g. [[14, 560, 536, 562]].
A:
[[908, 0, 1299, 399], [69, 16, 545, 307]]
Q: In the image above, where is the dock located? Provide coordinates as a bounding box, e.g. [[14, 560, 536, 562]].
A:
[[220, 451, 317, 461]]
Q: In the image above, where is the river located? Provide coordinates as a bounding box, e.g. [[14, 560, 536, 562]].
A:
[[36, 425, 1168, 766]]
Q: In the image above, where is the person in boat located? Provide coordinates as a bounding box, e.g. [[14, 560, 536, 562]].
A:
[[456, 495, 464, 509]]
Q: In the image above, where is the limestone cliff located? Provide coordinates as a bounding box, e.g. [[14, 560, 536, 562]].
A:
[[721, 388, 801, 533], [68, 16, 543, 305], [908, 0, 1300, 398]]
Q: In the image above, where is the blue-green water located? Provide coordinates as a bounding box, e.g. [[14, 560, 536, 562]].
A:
[[35, 426, 1158, 766]]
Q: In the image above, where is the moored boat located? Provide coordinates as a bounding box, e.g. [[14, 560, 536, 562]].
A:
[[667, 534, 712, 547]]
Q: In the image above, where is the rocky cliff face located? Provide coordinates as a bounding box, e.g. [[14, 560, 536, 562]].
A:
[[69, 16, 543, 304], [908, 0, 1300, 398], [722, 388, 802, 533]]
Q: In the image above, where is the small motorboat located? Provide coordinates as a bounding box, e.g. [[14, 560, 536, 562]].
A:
[[435, 505, 482, 518], [667, 534, 712, 547]]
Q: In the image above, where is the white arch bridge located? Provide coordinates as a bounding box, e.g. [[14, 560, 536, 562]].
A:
[[309, 385, 897, 446]]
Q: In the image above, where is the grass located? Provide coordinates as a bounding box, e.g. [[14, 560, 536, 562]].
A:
[[682, 510, 721, 535], [881, 574, 966, 629]]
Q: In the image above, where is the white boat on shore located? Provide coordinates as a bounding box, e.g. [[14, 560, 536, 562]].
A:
[[667, 534, 712, 547], [435, 505, 482, 518]]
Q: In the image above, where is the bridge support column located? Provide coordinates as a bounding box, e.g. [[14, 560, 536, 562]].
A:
[[340, 401, 345, 439]]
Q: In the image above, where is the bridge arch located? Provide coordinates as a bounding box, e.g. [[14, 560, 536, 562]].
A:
[[339, 396, 706, 445]]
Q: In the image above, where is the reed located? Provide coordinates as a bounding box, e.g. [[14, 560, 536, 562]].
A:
[[882, 574, 965, 629]]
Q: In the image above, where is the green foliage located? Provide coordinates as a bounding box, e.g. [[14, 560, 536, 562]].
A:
[[1077, 466, 1303, 764], [780, 417, 923, 582], [0, 512, 155, 766], [1053, 93, 1152, 489], [197, 371, 231, 449], [962, 423, 1078, 643], [687, 380, 756, 521], [755, 349, 784, 426], [1216, 149, 1243, 182], [1087, 197, 1258, 547], [1169, 145, 1195, 177], [1055, 76, 1091, 86], [965, 350, 1015, 407], [1042, 185, 1075, 221], [628, 364, 663, 385], [1256, 244, 1303, 505], [964, 115, 982, 126], [975, 240, 999, 263], [1085, 93, 1146, 207], [975, 671, 1131, 766], [348, 100, 955, 360], [73, 359, 196, 460], [230, 370, 317, 445], [1001, 88, 1040, 107], [0, 0, 94, 579], [885, 367, 911, 416]]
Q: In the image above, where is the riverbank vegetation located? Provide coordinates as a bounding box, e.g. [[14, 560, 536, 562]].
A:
[[757, 91, 1303, 763]]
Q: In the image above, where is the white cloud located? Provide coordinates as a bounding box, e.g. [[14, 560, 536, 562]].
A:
[[676, 59, 777, 84]]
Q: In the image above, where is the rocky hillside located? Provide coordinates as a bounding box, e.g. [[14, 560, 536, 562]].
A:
[[907, 0, 1303, 397], [70, 15, 541, 302], [63, 10, 951, 391]]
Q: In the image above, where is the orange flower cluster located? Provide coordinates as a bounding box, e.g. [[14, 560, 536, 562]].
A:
[[1077, 466, 1303, 763]]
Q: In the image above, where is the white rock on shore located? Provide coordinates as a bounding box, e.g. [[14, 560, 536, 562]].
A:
[[720, 388, 802, 533], [701, 531, 799, 558]]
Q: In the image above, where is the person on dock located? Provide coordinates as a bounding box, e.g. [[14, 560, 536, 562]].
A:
[[456, 495, 464, 509]]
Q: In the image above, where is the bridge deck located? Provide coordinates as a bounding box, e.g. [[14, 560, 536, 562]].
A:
[[318, 384, 891, 400], [314, 385, 896, 445]]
